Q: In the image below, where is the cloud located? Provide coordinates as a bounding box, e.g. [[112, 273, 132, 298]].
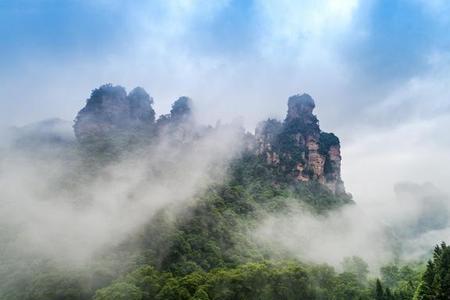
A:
[[253, 204, 393, 271], [0, 121, 243, 264], [2, 0, 448, 131], [253, 181, 450, 271], [256, 0, 359, 48], [2, 1, 450, 255]]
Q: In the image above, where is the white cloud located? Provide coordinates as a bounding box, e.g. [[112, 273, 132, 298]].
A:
[[255, 0, 359, 56], [3, 0, 450, 222]]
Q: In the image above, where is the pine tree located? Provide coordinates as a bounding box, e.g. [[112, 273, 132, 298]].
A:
[[375, 279, 385, 300], [414, 242, 450, 300], [385, 287, 394, 300], [436, 242, 450, 300]]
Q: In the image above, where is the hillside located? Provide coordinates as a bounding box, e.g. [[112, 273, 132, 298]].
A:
[[0, 84, 448, 300]]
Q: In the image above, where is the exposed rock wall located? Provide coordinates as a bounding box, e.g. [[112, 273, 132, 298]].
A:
[[74, 85, 198, 153], [256, 94, 346, 195], [74, 84, 155, 151], [73, 84, 346, 194]]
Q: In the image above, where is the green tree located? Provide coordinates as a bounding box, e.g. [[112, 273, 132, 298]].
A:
[[375, 279, 384, 300], [342, 256, 369, 282], [94, 282, 142, 300], [414, 242, 450, 300], [333, 272, 368, 300]]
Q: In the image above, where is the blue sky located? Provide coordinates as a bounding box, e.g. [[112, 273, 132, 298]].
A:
[[0, 0, 448, 70], [2, 0, 450, 200], [1, 0, 449, 124]]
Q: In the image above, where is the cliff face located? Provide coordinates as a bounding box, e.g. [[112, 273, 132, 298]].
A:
[[73, 84, 345, 194], [74, 85, 198, 154], [74, 84, 155, 150], [256, 94, 345, 194]]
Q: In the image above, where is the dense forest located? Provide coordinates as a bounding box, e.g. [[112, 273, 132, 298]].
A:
[[0, 85, 449, 300]]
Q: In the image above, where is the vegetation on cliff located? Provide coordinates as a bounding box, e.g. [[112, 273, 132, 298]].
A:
[[0, 85, 448, 300]]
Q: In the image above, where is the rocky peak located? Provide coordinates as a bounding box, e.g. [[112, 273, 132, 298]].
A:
[[128, 87, 155, 124], [286, 93, 316, 123], [256, 94, 346, 195], [72, 84, 345, 194], [74, 84, 155, 150], [170, 96, 193, 122], [155, 96, 197, 144]]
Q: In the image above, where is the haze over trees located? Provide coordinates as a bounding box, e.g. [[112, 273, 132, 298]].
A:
[[0, 84, 448, 300]]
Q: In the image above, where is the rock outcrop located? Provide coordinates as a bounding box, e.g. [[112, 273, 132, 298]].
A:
[[74, 84, 155, 151], [156, 96, 197, 143], [256, 94, 345, 194], [156, 96, 193, 128], [74, 84, 201, 153], [73, 84, 346, 194]]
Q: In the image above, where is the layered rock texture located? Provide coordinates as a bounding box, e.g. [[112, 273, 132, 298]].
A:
[[74, 84, 345, 194], [256, 94, 345, 194]]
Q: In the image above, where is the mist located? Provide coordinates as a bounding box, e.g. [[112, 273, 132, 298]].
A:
[[3, 0, 450, 208], [2, 91, 450, 277], [2, 1, 450, 298], [0, 119, 244, 266], [252, 181, 450, 272]]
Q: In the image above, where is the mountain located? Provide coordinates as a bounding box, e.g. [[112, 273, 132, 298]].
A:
[[6, 84, 443, 300], [255, 94, 345, 195], [6, 118, 74, 152], [74, 84, 156, 152], [74, 85, 346, 195]]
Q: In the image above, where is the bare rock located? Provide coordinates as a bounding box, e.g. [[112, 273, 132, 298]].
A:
[[256, 93, 347, 195], [74, 84, 155, 152]]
